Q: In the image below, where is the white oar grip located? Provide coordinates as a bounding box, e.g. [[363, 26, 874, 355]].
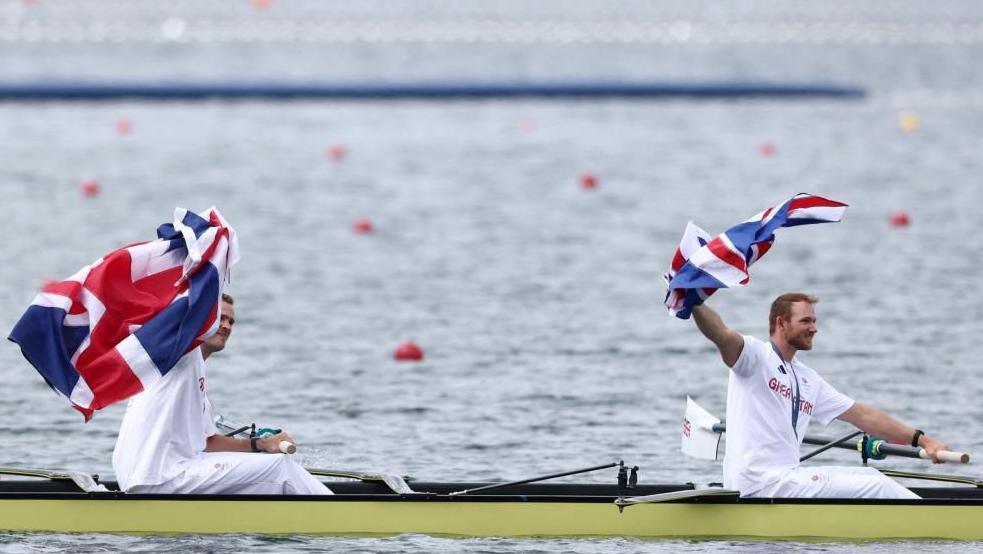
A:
[[920, 449, 970, 464], [279, 440, 296, 455]]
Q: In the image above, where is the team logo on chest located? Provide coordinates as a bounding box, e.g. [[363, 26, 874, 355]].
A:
[[767, 375, 814, 415]]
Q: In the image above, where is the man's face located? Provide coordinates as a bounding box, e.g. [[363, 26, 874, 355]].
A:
[[781, 301, 817, 351], [203, 301, 235, 354]]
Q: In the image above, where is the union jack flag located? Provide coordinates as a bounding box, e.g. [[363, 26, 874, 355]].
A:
[[664, 193, 847, 319], [8, 207, 239, 420]]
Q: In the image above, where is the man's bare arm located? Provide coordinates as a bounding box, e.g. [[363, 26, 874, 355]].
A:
[[691, 304, 744, 367], [205, 430, 297, 454], [838, 402, 949, 463]]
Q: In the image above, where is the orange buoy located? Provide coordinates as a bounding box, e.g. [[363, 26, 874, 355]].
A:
[[327, 144, 347, 162], [580, 173, 598, 190], [394, 341, 424, 361], [758, 142, 776, 157], [251, 0, 271, 8], [80, 179, 100, 197], [889, 211, 911, 227], [352, 217, 374, 234], [115, 118, 132, 135]]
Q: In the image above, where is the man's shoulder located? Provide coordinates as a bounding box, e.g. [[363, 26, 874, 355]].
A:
[[741, 335, 770, 353]]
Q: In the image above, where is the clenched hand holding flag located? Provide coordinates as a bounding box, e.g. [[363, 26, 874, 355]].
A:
[[8, 207, 239, 420], [664, 193, 847, 319]]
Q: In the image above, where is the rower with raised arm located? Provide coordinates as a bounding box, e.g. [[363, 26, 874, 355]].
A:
[[691, 293, 949, 499], [112, 294, 331, 495]]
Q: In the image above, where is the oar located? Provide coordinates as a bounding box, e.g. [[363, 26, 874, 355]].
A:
[[306, 468, 419, 494], [878, 469, 983, 487], [214, 414, 296, 454], [682, 397, 971, 464], [798, 430, 863, 462], [712, 422, 970, 464], [448, 462, 619, 496], [0, 467, 109, 493]]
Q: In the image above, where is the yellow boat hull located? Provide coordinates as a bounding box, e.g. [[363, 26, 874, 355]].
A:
[[2, 497, 981, 539]]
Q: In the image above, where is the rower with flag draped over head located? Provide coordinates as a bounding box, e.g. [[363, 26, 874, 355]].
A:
[[665, 193, 952, 499], [8, 207, 331, 495]]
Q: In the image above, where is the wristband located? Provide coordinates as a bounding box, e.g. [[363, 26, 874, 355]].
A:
[[911, 429, 924, 448], [250, 436, 261, 452]]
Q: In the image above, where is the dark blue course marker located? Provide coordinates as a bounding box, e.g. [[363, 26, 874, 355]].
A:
[[0, 80, 865, 101]]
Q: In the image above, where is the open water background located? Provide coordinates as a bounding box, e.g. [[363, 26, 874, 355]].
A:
[[1, 0, 983, 552]]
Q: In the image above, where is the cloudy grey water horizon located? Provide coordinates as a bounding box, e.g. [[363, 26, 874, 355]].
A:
[[2, 1, 983, 552]]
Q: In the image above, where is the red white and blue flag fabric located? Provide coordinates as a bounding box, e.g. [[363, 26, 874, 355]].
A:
[[664, 193, 847, 319], [8, 207, 239, 420]]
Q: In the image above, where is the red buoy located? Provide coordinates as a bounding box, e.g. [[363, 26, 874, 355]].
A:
[[115, 118, 132, 136], [327, 144, 347, 162], [80, 179, 100, 197], [580, 173, 598, 190], [394, 341, 424, 361], [352, 217, 374, 234], [758, 142, 777, 157], [889, 211, 911, 227]]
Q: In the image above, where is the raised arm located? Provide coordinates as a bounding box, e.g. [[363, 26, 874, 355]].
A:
[[691, 304, 744, 367], [838, 402, 949, 463]]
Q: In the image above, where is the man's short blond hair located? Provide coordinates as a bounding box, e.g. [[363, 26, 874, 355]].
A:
[[222, 293, 234, 305], [769, 293, 817, 334]]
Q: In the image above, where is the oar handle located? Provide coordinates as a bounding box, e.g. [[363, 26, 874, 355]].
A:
[[921, 449, 969, 464], [279, 441, 297, 455], [871, 442, 970, 464]]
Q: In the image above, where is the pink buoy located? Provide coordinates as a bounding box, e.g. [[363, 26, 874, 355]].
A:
[[889, 211, 911, 227], [758, 142, 776, 157], [115, 118, 132, 136], [580, 173, 598, 190], [327, 144, 347, 162], [352, 217, 374, 234], [80, 179, 100, 197], [394, 341, 424, 361], [518, 118, 538, 133]]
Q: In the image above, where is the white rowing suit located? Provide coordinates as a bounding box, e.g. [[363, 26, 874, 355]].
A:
[[112, 348, 331, 495], [723, 335, 917, 499]]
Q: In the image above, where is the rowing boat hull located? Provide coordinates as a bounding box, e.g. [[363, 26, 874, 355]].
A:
[[3, 493, 982, 539]]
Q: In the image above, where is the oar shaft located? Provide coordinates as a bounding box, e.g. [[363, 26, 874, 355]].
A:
[[799, 430, 863, 462], [449, 462, 619, 496]]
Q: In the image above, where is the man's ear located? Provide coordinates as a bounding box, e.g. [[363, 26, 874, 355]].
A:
[[773, 315, 786, 332]]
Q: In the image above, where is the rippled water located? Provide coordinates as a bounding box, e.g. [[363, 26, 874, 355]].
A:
[[2, 1, 983, 552]]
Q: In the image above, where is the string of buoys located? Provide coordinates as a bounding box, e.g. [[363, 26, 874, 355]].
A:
[[890, 110, 917, 227]]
